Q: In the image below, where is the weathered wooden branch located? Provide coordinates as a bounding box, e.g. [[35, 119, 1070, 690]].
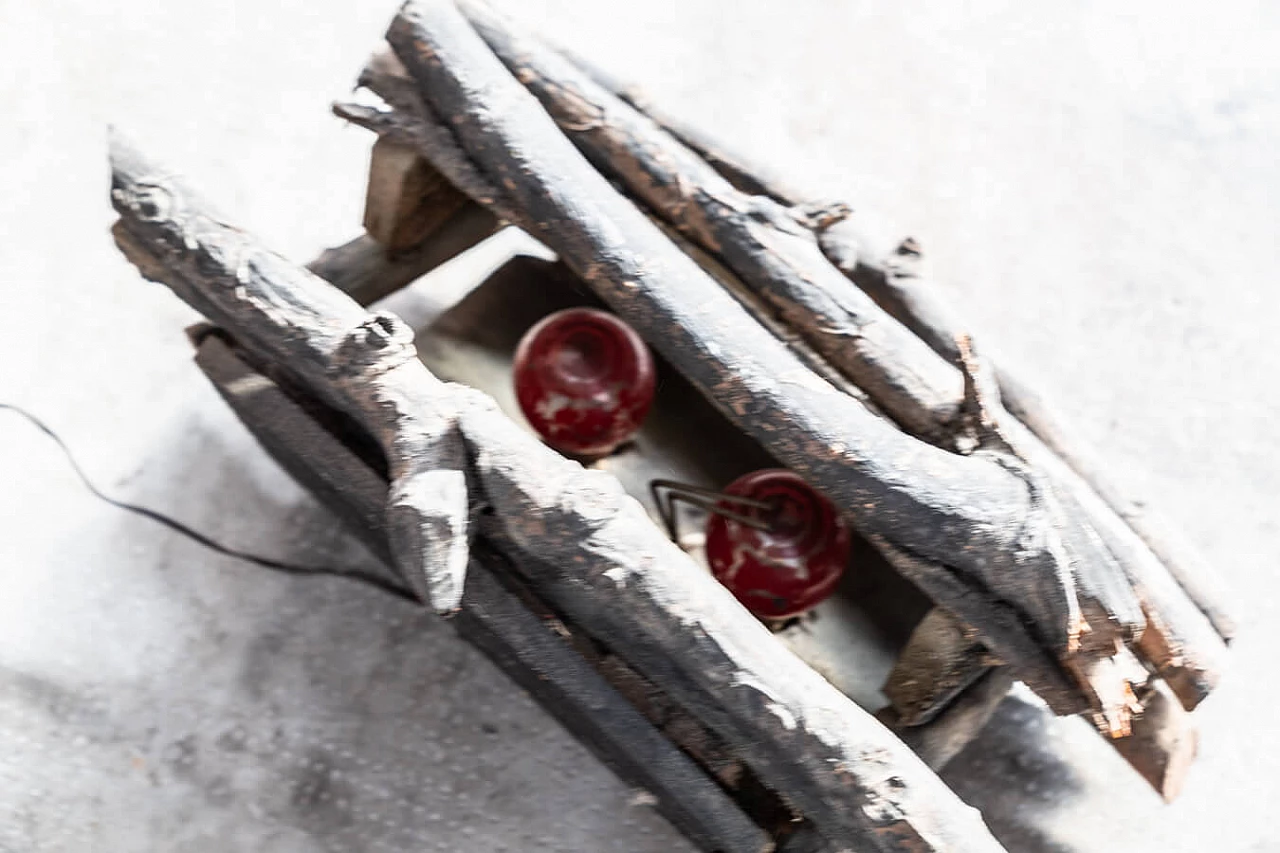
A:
[[350, 0, 1227, 740], [111, 129, 1007, 852], [560, 26, 1235, 651], [819, 226, 1237, 647], [111, 132, 473, 616], [346, 50, 883, 426], [467, 4, 963, 448], [448, 0, 1227, 721], [353, 0, 1179, 722], [554, 46, 810, 210]]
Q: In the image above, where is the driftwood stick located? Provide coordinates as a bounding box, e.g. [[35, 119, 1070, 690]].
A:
[[555, 47, 808, 208], [110, 130, 1006, 852], [454, 0, 1226, 718], [335, 0, 1214, 795], [1003, 381, 1237, 642], [557, 23, 1236, 649], [465, 3, 962, 446], [442, 0, 1176, 728], [374, 0, 1149, 717], [110, 130, 472, 615], [348, 47, 878, 416], [821, 229, 1237, 647]]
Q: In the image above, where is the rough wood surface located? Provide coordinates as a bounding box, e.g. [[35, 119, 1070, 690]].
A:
[[883, 610, 995, 728], [111, 129, 1007, 852], [349, 51, 879, 417], [564, 37, 1235, 652], [1107, 682, 1199, 803], [306, 202, 499, 306], [884, 668, 1018, 772], [354, 0, 1168, 721], [467, 4, 963, 447], [819, 226, 1238, 648], [447, 0, 1227, 721], [363, 136, 471, 251]]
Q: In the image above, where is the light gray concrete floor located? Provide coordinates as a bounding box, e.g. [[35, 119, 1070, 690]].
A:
[[1, 1, 1277, 850]]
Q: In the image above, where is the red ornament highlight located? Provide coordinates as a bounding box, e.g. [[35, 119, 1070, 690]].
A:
[[513, 307, 656, 457], [705, 469, 851, 619]]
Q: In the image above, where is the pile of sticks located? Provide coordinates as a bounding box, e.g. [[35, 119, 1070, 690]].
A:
[[108, 1, 1232, 850]]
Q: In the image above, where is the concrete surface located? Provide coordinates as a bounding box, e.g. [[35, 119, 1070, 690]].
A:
[[1, 0, 1276, 850]]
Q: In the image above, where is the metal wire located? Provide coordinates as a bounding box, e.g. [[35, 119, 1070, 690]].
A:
[[1, 402, 419, 604], [649, 478, 775, 545]]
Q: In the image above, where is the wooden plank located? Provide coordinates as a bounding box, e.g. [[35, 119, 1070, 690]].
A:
[[883, 610, 994, 728], [363, 136, 471, 252], [1108, 683, 1198, 803], [307, 203, 500, 306], [884, 668, 1018, 772]]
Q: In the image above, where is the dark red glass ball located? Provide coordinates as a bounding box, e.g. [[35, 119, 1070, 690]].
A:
[[705, 469, 851, 620], [513, 307, 656, 457]]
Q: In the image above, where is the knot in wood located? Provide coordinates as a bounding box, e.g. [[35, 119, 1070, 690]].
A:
[[330, 311, 417, 377], [116, 181, 174, 223], [797, 200, 853, 232]]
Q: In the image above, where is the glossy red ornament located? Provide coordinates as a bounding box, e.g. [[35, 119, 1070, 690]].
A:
[[513, 307, 656, 457], [705, 469, 851, 619]]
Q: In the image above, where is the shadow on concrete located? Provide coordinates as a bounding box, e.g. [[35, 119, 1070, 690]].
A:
[[10, 404, 690, 852], [942, 693, 1086, 853]]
